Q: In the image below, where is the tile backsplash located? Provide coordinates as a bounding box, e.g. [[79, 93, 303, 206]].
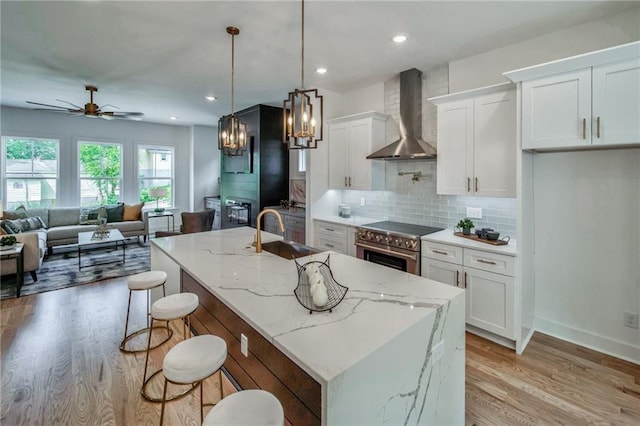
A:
[[340, 64, 518, 238]]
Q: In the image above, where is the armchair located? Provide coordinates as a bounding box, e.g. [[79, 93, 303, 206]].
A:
[[155, 210, 215, 238]]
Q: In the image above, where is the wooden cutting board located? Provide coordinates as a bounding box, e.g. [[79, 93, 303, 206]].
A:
[[453, 232, 509, 246]]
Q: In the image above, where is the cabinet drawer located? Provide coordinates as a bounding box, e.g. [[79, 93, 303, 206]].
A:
[[315, 220, 347, 238], [316, 235, 347, 254], [285, 215, 305, 231], [464, 249, 514, 276], [421, 241, 463, 265]]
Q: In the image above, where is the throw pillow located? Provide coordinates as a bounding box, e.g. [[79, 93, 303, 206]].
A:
[[104, 203, 124, 223], [79, 207, 102, 225], [2, 205, 28, 220], [123, 203, 143, 221], [3, 217, 46, 233]]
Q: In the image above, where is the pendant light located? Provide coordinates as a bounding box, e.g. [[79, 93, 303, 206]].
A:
[[283, 0, 323, 150], [218, 26, 247, 157]]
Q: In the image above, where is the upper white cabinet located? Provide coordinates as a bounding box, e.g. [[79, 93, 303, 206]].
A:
[[504, 41, 640, 150], [430, 84, 516, 197], [521, 59, 640, 149], [327, 112, 387, 191]]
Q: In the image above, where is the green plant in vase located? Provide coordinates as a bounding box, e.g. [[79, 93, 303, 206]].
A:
[[1, 235, 17, 249], [456, 218, 475, 235]]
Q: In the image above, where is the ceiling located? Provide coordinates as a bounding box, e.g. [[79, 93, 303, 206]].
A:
[[1, 1, 637, 126]]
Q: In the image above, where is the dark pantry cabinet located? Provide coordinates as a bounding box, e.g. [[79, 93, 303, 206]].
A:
[[220, 104, 289, 229]]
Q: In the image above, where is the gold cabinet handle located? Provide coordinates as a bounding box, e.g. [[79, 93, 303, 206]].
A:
[[348, 176, 352, 187], [464, 272, 468, 289], [477, 258, 497, 265], [344, 176, 347, 187], [456, 270, 460, 287], [467, 177, 471, 192], [475, 177, 479, 192], [325, 243, 335, 248], [582, 118, 586, 140], [596, 116, 600, 138], [433, 249, 448, 255]]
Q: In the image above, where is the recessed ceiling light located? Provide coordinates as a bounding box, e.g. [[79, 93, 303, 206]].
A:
[[170, 116, 177, 120], [392, 34, 408, 44], [315, 67, 327, 74], [205, 96, 217, 101]]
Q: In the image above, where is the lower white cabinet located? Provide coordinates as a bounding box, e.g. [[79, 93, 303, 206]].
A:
[[314, 219, 358, 257], [422, 241, 515, 340]]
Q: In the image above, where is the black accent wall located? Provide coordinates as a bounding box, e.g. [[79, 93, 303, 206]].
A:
[[220, 104, 289, 229]]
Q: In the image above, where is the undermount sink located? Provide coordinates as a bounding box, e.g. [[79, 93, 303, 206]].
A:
[[259, 240, 321, 260]]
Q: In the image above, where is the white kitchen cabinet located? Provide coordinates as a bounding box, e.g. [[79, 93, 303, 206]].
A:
[[347, 226, 357, 257], [430, 84, 516, 197], [327, 112, 387, 191], [315, 220, 348, 255], [422, 240, 515, 340], [520, 58, 639, 150]]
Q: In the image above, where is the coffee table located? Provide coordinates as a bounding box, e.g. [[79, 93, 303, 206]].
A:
[[77, 229, 126, 270]]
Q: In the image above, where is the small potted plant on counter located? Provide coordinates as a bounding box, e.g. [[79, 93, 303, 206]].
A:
[[456, 218, 475, 235], [0, 235, 17, 250]]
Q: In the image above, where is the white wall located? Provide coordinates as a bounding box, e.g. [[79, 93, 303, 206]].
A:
[[532, 149, 640, 363], [449, 7, 640, 92], [191, 124, 219, 211], [1, 106, 192, 210]]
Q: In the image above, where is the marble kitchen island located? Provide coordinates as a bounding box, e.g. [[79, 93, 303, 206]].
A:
[[151, 227, 466, 425]]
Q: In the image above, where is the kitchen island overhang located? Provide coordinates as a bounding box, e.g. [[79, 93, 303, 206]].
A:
[[151, 227, 465, 425]]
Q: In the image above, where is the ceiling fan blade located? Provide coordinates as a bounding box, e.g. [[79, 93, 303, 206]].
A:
[[26, 101, 72, 110], [55, 99, 83, 109], [99, 104, 119, 110], [100, 111, 144, 121]]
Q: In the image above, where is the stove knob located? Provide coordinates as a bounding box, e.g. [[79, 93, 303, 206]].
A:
[[394, 239, 400, 246], [410, 240, 418, 249], [405, 240, 411, 248], [385, 237, 390, 244], [375, 235, 382, 242]]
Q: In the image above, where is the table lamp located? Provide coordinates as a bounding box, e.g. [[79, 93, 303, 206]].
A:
[[148, 188, 167, 213]]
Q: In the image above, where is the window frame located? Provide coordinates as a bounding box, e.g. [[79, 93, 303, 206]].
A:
[[1, 136, 60, 209], [137, 144, 175, 210], [77, 140, 123, 207]]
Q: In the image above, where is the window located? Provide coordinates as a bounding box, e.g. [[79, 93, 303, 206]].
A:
[[138, 146, 173, 210], [2, 137, 59, 209], [79, 141, 122, 207]]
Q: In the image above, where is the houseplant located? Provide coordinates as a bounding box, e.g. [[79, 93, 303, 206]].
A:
[[456, 218, 475, 235], [0, 235, 17, 250]]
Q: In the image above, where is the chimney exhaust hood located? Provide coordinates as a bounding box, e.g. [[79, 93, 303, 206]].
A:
[[367, 68, 437, 160]]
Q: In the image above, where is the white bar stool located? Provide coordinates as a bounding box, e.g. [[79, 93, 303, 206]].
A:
[[202, 389, 284, 426], [159, 334, 228, 425], [120, 270, 171, 353], [142, 292, 200, 402]]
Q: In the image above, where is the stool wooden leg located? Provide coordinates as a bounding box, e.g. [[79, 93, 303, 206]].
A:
[[200, 381, 204, 424], [159, 378, 168, 426], [123, 290, 133, 342], [142, 318, 155, 384]]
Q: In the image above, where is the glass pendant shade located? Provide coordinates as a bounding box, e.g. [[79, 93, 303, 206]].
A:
[[283, 0, 323, 150], [218, 26, 247, 157], [218, 114, 247, 156]]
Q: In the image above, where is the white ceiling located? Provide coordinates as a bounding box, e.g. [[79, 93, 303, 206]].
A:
[[1, 1, 637, 126]]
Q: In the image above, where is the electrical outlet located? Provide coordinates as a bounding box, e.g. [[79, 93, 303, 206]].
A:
[[466, 207, 482, 219], [360, 197, 366, 206], [431, 340, 444, 362], [624, 312, 639, 329], [241, 333, 249, 356]]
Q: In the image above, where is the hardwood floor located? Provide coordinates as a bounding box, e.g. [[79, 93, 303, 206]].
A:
[[2, 278, 639, 425]]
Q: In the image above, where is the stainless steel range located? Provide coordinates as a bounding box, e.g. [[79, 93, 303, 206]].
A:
[[355, 221, 443, 275]]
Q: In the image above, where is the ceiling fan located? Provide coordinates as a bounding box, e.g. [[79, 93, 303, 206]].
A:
[[26, 85, 144, 120]]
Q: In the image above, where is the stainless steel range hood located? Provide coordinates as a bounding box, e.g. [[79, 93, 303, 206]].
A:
[[367, 68, 437, 160]]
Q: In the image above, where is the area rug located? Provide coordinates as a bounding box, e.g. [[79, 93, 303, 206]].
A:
[[1, 240, 150, 300]]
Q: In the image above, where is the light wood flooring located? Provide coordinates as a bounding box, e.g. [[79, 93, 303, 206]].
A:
[[1, 277, 639, 425]]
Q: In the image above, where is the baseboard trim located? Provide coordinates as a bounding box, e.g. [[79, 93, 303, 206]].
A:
[[534, 317, 640, 364], [466, 325, 516, 350]]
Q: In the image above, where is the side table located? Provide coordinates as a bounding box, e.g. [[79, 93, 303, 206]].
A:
[[0, 243, 25, 297], [148, 212, 175, 237]]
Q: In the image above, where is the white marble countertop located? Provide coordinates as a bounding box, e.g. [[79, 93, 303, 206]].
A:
[[421, 229, 517, 256], [313, 214, 381, 227], [152, 227, 464, 385]]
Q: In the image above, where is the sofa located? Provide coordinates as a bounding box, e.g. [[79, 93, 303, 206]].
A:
[[1, 204, 149, 281]]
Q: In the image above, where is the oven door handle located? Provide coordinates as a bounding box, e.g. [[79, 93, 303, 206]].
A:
[[356, 243, 418, 261]]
